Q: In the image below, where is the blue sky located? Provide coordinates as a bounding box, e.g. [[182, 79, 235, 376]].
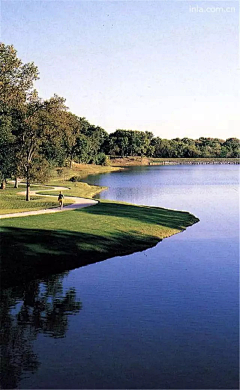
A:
[[1, 1, 239, 139]]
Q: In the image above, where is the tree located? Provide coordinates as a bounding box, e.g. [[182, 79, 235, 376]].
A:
[[223, 138, 240, 158], [74, 124, 109, 164], [0, 43, 39, 109], [152, 138, 171, 158], [0, 114, 15, 188], [84, 125, 109, 162], [0, 43, 39, 189], [74, 134, 92, 163], [14, 94, 67, 200], [61, 112, 81, 168], [108, 136, 120, 156], [108, 130, 154, 158]]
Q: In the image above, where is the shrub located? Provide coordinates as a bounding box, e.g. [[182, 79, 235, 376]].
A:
[[94, 153, 109, 166], [69, 176, 82, 182]]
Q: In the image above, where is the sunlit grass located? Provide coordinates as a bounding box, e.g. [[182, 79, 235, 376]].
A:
[[44, 164, 118, 198], [0, 186, 72, 214], [38, 181, 107, 199], [0, 164, 119, 214], [48, 164, 119, 183]]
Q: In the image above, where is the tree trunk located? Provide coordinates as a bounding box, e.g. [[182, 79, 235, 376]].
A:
[[14, 177, 18, 188], [26, 181, 30, 201], [0, 180, 6, 190], [26, 168, 30, 201], [70, 159, 73, 168]]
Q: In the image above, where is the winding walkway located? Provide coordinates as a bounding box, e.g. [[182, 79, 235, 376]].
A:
[[0, 186, 98, 219]]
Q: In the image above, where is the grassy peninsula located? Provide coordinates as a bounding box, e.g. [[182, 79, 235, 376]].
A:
[[0, 164, 199, 288], [0, 199, 199, 289], [0, 164, 199, 287]]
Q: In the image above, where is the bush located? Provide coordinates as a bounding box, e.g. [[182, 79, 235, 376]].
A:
[[69, 176, 82, 182], [94, 153, 109, 166]]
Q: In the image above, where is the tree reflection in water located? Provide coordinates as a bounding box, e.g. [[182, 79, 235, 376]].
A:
[[0, 273, 82, 389]]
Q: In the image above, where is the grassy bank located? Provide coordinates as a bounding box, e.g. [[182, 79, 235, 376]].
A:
[[39, 181, 107, 199], [0, 184, 74, 215], [0, 185, 57, 215], [48, 164, 119, 186], [51, 163, 119, 179], [0, 164, 119, 214], [0, 200, 199, 288], [40, 164, 120, 198]]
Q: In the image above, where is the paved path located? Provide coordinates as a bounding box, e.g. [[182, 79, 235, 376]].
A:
[[0, 186, 98, 219]]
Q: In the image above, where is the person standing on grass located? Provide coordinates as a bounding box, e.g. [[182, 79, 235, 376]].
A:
[[58, 191, 64, 209]]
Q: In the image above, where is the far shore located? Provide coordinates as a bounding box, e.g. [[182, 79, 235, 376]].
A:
[[109, 156, 240, 166]]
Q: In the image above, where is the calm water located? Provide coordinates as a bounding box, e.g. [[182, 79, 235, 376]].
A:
[[1, 165, 239, 389]]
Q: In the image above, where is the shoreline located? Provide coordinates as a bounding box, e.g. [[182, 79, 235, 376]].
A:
[[110, 157, 240, 166], [0, 200, 199, 289], [0, 167, 199, 289], [148, 161, 240, 165]]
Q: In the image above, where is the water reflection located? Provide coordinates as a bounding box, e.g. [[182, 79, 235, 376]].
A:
[[0, 273, 82, 389]]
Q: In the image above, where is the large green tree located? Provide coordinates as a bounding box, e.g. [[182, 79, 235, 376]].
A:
[[0, 114, 15, 188], [14, 94, 67, 200], [61, 112, 82, 168], [0, 43, 39, 189]]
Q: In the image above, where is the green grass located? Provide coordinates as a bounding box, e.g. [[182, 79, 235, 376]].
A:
[[0, 186, 67, 214], [0, 176, 100, 215], [0, 200, 199, 288], [0, 164, 119, 214], [45, 164, 117, 198], [48, 164, 119, 184], [39, 181, 107, 198]]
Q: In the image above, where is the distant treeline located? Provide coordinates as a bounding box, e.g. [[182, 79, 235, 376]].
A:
[[0, 43, 239, 197], [105, 130, 239, 159]]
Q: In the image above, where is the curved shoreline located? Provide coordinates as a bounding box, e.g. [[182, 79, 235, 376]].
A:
[[0, 170, 199, 289], [0, 199, 199, 289]]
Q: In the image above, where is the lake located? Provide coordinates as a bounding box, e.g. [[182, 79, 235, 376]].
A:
[[1, 165, 239, 389]]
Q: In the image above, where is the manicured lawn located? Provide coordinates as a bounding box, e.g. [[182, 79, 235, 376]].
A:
[[45, 164, 118, 198], [0, 164, 119, 214], [38, 181, 107, 198], [0, 200, 199, 288], [0, 186, 62, 214]]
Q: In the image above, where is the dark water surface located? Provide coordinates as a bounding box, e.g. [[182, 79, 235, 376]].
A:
[[1, 165, 239, 389]]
